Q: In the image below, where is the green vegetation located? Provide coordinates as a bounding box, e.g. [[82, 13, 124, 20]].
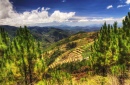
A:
[[0, 26, 43, 85], [86, 12, 130, 85], [66, 42, 77, 50], [0, 12, 130, 85]]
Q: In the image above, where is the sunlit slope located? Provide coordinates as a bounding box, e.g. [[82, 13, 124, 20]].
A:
[[43, 32, 97, 69]]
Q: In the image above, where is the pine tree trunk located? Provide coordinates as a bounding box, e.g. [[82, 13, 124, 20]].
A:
[[28, 58, 33, 85], [22, 55, 27, 85]]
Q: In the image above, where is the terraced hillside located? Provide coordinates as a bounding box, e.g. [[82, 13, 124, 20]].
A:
[[43, 32, 97, 70]]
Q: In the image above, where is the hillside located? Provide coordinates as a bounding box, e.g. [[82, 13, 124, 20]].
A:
[[0, 25, 100, 48], [1, 26, 130, 85], [0, 25, 72, 47], [43, 32, 97, 69], [28, 27, 72, 47], [1, 12, 130, 85], [37, 31, 98, 84], [0, 27, 99, 85], [41, 22, 130, 85]]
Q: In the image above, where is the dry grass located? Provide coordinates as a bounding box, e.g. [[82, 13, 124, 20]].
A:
[[36, 73, 130, 85]]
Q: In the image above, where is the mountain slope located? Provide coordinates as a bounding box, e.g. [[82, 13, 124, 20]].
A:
[[43, 32, 97, 71], [0, 25, 72, 47]]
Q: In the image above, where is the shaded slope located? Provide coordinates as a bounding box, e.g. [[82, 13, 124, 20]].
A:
[[0, 25, 72, 47]]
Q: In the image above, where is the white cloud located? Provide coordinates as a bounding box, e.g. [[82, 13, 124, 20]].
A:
[[0, 0, 75, 26], [107, 5, 113, 9], [126, 0, 130, 4], [117, 5, 126, 8], [62, 16, 124, 27], [68, 16, 88, 22], [71, 17, 124, 26], [35, 16, 124, 27], [0, 0, 125, 27], [50, 10, 75, 22], [0, 0, 16, 19], [91, 17, 114, 22], [78, 19, 89, 22]]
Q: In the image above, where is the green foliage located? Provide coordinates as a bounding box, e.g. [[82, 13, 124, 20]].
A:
[[66, 42, 77, 50], [0, 26, 74, 85], [0, 26, 43, 85], [52, 59, 88, 73], [46, 49, 63, 66], [86, 12, 130, 85]]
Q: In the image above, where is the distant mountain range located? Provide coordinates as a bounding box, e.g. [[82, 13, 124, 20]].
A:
[[36, 25, 101, 33], [0, 25, 100, 47], [56, 25, 100, 32], [0, 25, 100, 33]]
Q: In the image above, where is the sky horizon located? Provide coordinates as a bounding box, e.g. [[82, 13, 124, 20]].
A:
[[0, 0, 130, 27]]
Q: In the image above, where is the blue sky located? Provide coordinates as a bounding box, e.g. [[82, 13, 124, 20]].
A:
[[0, 0, 130, 26], [10, 0, 128, 17]]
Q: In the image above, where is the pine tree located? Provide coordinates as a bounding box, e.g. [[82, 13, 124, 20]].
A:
[[10, 26, 42, 85], [89, 12, 130, 85]]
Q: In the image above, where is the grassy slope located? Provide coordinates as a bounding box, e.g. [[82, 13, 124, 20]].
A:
[[43, 32, 97, 72], [49, 32, 96, 68], [41, 31, 130, 85]]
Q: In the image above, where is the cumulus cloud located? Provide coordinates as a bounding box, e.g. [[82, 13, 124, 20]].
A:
[[50, 10, 75, 22], [107, 5, 113, 9], [0, 0, 75, 26], [0, 0, 16, 19], [0, 0, 125, 27], [117, 5, 126, 8], [126, 0, 130, 4]]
